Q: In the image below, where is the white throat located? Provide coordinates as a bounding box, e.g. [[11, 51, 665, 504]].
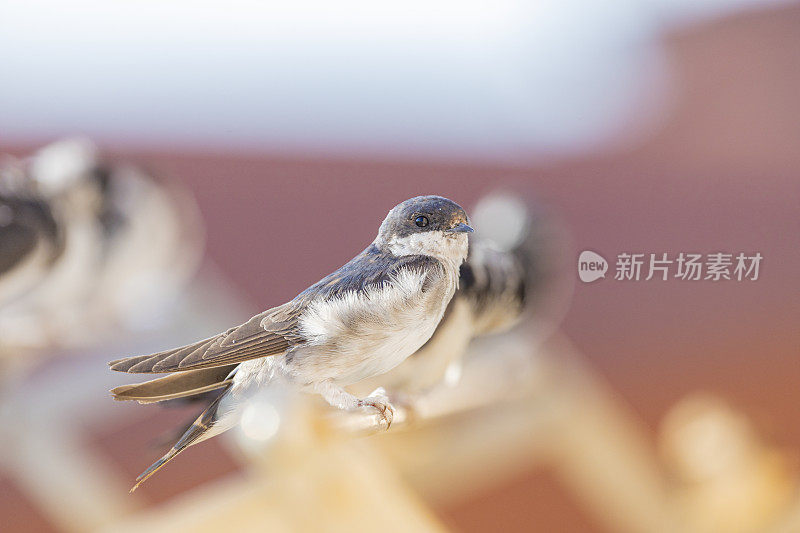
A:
[[382, 231, 468, 268]]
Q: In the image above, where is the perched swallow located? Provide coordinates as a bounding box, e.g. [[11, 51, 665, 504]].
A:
[[109, 195, 472, 490]]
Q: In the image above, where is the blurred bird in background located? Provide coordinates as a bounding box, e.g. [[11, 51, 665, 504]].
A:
[[0, 169, 64, 310], [0, 139, 202, 375]]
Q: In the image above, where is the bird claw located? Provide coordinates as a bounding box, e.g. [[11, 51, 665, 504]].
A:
[[358, 387, 394, 429]]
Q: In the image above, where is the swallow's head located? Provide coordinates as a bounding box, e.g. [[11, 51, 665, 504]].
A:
[[377, 195, 472, 263]]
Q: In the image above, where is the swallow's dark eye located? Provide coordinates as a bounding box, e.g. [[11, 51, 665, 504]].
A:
[[414, 215, 429, 228]]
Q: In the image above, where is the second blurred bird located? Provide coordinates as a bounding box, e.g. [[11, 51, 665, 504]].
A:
[[0, 138, 203, 357]]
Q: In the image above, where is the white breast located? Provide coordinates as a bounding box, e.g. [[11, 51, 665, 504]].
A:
[[293, 266, 456, 385], [350, 295, 474, 396]]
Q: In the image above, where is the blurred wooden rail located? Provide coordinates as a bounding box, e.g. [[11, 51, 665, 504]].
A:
[[104, 331, 687, 532], [3, 328, 797, 532]]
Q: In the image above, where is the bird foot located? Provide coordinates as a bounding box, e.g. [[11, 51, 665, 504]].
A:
[[358, 387, 395, 429]]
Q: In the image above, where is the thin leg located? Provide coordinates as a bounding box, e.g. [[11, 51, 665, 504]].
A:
[[314, 380, 394, 428], [315, 379, 360, 410]]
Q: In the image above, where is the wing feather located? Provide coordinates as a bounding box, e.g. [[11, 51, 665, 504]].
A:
[[108, 249, 434, 375], [111, 365, 236, 403], [109, 303, 302, 374]]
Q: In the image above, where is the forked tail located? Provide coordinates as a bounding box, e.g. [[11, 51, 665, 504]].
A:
[[130, 390, 229, 492]]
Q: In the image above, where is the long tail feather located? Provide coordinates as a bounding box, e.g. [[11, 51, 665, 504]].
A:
[[130, 391, 227, 492]]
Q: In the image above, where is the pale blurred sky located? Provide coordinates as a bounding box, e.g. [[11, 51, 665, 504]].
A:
[[0, 0, 791, 161]]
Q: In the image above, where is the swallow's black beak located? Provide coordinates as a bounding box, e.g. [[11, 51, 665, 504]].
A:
[[445, 222, 474, 234]]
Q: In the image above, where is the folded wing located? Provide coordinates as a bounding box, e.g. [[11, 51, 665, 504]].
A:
[[110, 365, 237, 403], [108, 303, 302, 374]]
